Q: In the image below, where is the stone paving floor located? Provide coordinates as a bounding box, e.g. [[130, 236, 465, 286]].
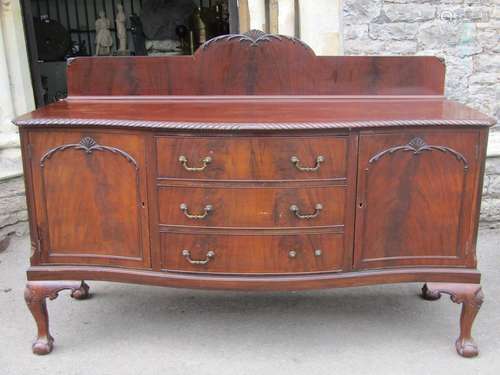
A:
[[1, 229, 499, 375]]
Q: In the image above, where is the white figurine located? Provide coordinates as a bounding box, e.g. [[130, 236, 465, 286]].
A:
[[116, 4, 127, 52], [95, 10, 113, 56]]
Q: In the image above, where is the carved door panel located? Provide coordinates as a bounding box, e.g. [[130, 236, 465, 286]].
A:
[[29, 130, 151, 268], [354, 130, 484, 270]]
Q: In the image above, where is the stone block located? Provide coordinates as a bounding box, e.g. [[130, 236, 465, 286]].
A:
[[474, 54, 500, 70], [480, 197, 500, 221], [343, 0, 383, 25], [476, 28, 500, 51], [0, 147, 22, 179], [418, 21, 476, 49], [487, 174, 500, 197], [369, 22, 419, 40], [469, 72, 499, 85], [344, 25, 369, 40], [383, 40, 419, 54], [384, 3, 436, 22], [344, 39, 386, 55], [0, 176, 28, 242]]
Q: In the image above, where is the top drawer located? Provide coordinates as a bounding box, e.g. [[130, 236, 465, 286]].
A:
[[156, 136, 347, 181]]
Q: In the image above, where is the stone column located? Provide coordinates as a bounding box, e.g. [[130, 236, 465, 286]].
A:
[[0, 0, 35, 245], [248, 0, 266, 32], [277, 0, 295, 36], [298, 0, 342, 55]]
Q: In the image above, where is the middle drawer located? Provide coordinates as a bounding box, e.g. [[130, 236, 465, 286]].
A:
[[158, 185, 345, 228]]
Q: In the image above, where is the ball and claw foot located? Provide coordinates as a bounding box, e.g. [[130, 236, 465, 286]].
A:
[[456, 337, 479, 358], [421, 283, 441, 301], [25, 280, 90, 355], [70, 281, 90, 300], [32, 334, 54, 356], [421, 282, 483, 358]]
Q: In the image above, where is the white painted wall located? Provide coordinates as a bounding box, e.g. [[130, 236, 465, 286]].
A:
[[0, 0, 35, 180]]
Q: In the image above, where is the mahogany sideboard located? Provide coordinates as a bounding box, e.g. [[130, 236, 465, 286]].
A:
[[14, 30, 495, 357]]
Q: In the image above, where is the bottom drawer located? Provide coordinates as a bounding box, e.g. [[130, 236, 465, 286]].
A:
[[161, 232, 345, 274]]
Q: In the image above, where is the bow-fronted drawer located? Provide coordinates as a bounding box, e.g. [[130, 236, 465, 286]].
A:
[[156, 136, 347, 181]]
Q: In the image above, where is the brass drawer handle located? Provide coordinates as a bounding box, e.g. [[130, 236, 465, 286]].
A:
[[289, 203, 323, 219], [182, 249, 215, 265], [289, 249, 322, 259], [180, 203, 213, 219], [178, 155, 212, 171], [290, 155, 325, 172]]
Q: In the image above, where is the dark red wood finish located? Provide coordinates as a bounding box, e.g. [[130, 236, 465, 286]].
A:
[[155, 135, 348, 181], [15, 98, 494, 128], [15, 31, 494, 357], [66, 51, 445, 97], [27, 130, 151, 268], [354, 129, 483, 269], [161, 231, 345, 274]]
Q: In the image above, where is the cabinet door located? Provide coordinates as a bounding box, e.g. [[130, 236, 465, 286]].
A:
[[29, 130, 150, 268], [354, 130, 485, 270]]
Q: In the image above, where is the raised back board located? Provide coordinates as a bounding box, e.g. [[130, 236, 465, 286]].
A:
[[67, 30, 445, 97]]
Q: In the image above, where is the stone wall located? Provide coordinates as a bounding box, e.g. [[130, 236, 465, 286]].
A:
[[0, 177, 28, 250], [482, 154, 500, 227], [343, 0, 499, 225]]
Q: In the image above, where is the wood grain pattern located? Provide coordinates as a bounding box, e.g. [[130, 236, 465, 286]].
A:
[[28, 130, 151, 268], [158, 185, 345, 228], [354, 129, 482, 269], [14, 98, 495, 130], [156, 135, 347, 181], [65, 54, 445, 97], [161, 232, 345, 274], [26, 265, 481, 291]]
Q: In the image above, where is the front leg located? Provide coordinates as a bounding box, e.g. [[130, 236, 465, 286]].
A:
[[421, 283, 484, 358], [24, 281, 90, 355]]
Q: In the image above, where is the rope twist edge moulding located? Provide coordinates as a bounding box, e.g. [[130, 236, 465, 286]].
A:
[[13, 118, 495, 130]]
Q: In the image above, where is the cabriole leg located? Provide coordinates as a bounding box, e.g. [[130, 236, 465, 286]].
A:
[[421, 282, 484, 358], [24, 281, 90, 355]]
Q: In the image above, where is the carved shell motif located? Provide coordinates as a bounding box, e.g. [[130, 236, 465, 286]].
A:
[[407, 137, 427, 151], [201, 29, 313, 52], [79, 136, 97, 152]]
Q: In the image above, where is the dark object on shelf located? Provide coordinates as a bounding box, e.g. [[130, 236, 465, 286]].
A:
[[14, 31, 495, 358], [191, 6, 207, 48], [141, 0, 197, 40], [175, 25, 189, 54], [202, 2, 230, 39], [38, 61, 67, 105], [67, 40, 88, 57], [130, 14, 147, 56], [33, 16, 71, 61]]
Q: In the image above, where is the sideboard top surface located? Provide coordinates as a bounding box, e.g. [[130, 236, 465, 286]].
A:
[[14, 98, 495, 130]]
